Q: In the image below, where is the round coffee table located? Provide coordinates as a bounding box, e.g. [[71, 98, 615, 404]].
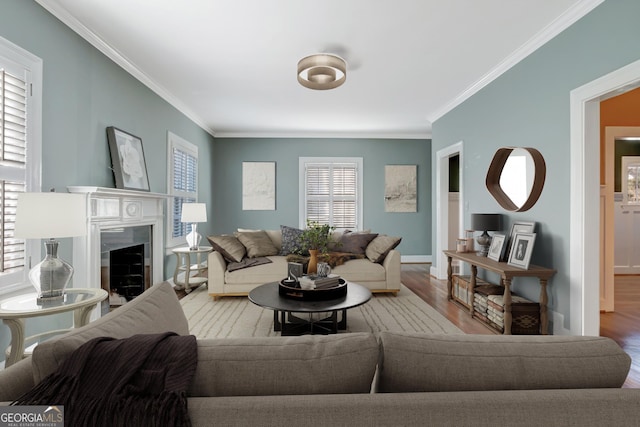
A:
[[249, 281, 371, 336]]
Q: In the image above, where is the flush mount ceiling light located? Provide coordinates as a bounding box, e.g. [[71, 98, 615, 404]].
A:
[[297, 53, 346, 90]]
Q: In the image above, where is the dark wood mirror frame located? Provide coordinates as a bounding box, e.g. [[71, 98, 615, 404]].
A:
[[485, 147, 546, 212]]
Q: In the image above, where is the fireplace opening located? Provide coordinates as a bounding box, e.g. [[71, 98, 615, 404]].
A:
[[101, 225, 152, 309], [110, 244, 145, 301]]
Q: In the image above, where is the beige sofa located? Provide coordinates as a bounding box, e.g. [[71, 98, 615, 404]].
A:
[[2, 282, 640, 426], [207, 229, 401, 299]]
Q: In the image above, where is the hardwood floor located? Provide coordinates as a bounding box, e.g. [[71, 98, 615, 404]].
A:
[[401, 263, 639, 388], [401, 263, 495, 335], [600, 275, 640, 388]]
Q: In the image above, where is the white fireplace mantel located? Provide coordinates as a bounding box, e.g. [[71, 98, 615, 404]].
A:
[[68, 186, 170, 299]]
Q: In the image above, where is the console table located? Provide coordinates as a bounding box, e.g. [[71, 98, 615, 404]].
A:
[[443, 250, 556, 334]]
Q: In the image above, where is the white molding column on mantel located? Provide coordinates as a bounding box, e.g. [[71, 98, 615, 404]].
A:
[[67, 187, 170, 313]]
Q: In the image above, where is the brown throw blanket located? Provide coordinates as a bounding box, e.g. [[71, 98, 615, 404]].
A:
[[227, 256, 272, 272], [13, 332, 197, 427], [287, 251, 365, 269]]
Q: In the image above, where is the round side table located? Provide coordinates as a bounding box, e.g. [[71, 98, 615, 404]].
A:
[[172, 246, 213, 293], [0, 288, 108, 367]]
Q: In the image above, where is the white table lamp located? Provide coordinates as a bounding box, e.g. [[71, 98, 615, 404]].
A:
[[14, 192, 87, 303], [181, 203, 207, 250]]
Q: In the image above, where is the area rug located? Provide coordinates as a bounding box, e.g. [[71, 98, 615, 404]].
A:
[[180, 284, 462, 338]]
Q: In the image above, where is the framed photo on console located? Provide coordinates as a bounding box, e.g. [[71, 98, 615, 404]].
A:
[[507, 232, 536, 269], [487, 233, 506, 262], [107, 126, 150, 191], [503, 221, 535, 261]]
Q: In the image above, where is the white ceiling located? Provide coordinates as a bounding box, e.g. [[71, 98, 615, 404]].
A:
[[36, 0, 602, 139]]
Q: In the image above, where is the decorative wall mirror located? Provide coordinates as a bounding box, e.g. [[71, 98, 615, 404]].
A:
[[486, 147, 546, 212]]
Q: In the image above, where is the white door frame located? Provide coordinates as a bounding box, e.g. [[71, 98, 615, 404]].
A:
[[432, 141, 464, 280], [570, 59, 640, 336]]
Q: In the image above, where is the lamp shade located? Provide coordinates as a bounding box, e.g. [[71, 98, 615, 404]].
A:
[[181, 203, 207, 223], [471, 213, 502, 232], [14, 192, 87, 239]]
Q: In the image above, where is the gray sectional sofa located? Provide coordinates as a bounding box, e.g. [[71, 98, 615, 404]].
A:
[[2, 282, 640, 426]]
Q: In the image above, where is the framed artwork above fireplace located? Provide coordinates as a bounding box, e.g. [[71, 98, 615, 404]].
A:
[[107, 126, 150, 191]]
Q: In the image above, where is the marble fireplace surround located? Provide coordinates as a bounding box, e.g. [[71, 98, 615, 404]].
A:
[[68, 186, 169, 316]]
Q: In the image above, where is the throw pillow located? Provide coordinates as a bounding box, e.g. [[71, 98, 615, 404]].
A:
[[207, 235, 246, 263], [279, 225, 305, 255], [339, 232, 378, 255], [326, 230, 347, 251], [365, 235, 402, 263], [342, 229, 371, 234], [235, 230, 279, 258], [31, 282, 188, 384], [238, 229, 281, 251]]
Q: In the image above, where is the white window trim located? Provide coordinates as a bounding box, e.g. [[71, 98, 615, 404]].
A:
[[166, 131, 198, 249], [0, 36, 43, 296], [298, 157, 363, 230]]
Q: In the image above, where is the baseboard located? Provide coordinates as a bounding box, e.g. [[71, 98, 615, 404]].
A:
[[401, 255, 431, 263], [429, 265, 439, 278], [550, 310, 570, 335]]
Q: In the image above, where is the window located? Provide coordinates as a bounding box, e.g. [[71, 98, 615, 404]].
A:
[[299, 157, 363, 230], [166, 132, 198, 248], [622, 156, 640, 204], [0, 37, 42, 293]]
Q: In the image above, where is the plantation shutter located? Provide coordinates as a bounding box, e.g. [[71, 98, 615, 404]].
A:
[[171, 146, 197, 239], [305, 161, 358, 229], [0, 69, 27, 274]]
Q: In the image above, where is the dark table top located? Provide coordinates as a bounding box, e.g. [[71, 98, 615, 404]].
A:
[[249, 281, 372, 313]]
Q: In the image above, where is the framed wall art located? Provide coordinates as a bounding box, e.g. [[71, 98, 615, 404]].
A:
[[242, 161, 276, 210], [384, 164, 417, 212], [487, 233, 506, 262], [107, 126, 150, 191], [508, 232, 537, 269]]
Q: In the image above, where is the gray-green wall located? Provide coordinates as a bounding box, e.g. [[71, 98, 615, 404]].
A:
[[213, 138, 431, 257], [0, 1, 214, 361], [432, 0, 640, 334]]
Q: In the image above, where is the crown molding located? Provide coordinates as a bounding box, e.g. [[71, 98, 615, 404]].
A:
[[427, 0, 605, 124], [36, 0, 600, 140], [35, 0, 216, 137], [212, 130, 432, 140]]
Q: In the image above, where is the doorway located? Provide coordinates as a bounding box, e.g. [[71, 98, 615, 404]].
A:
[[602, 128, 640, 313], [570, 58, 640, 336], [432, 142, 464, 280]]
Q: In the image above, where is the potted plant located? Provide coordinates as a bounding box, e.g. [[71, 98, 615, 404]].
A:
[[298, 220, 335, 274]]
